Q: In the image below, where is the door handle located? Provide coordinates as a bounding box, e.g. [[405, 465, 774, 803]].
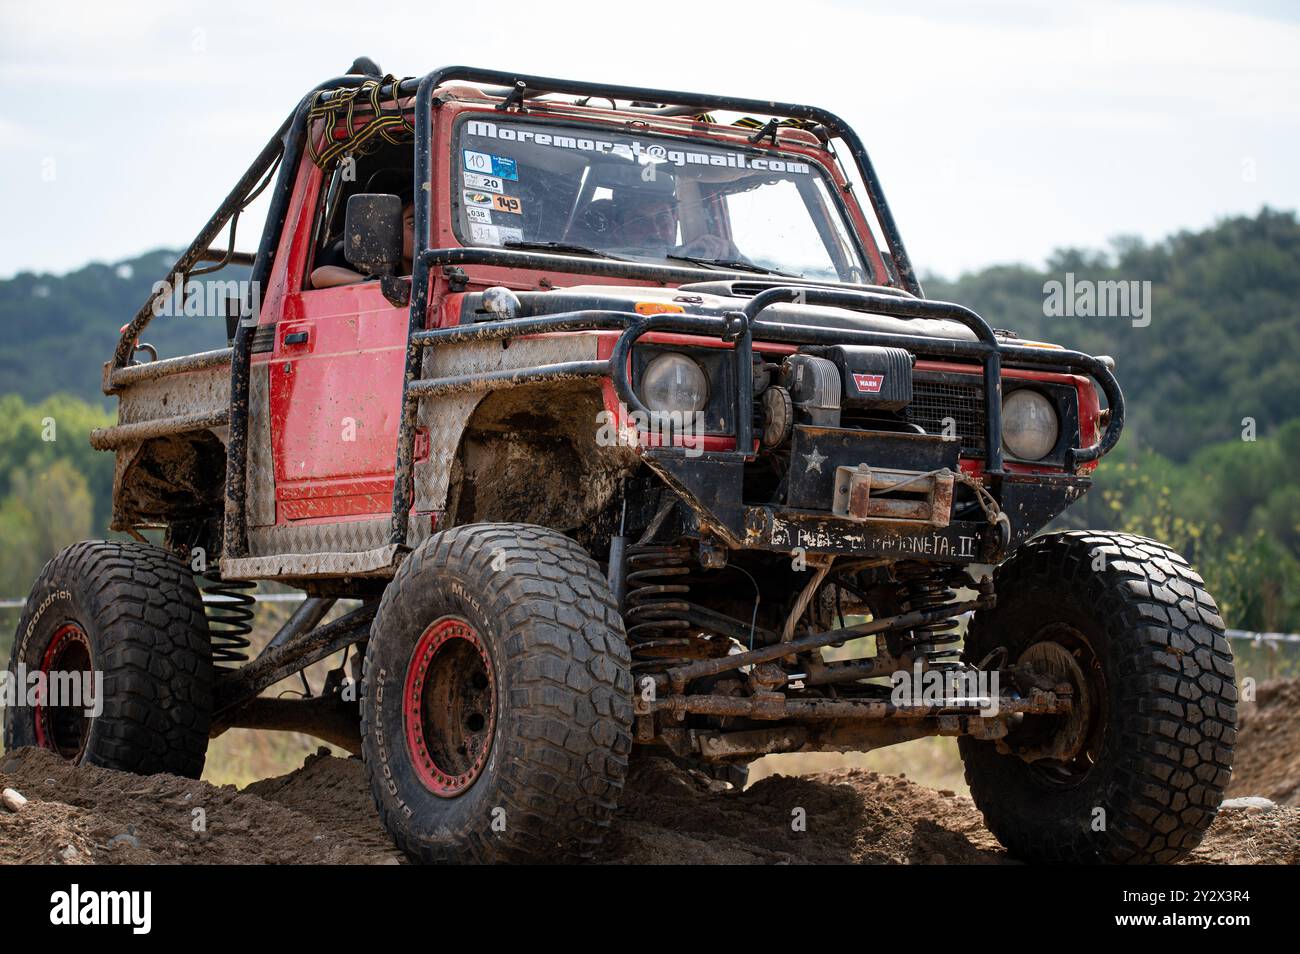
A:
[[284, 331, 309, 345]]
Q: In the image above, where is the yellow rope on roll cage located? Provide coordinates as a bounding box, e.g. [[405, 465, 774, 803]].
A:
[[307, 75, 417, 170]]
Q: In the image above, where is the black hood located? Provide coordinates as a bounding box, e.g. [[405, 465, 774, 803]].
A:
[[461, 279, 981, 343]]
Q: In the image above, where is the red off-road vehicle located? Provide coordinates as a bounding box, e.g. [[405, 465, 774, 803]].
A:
[[6, 65, 1236, 864]]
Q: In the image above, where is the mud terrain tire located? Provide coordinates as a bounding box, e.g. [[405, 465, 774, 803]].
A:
[[3, 540, 213, 778], [958, 531, 1236, 864], [361, 523, 633, 863]]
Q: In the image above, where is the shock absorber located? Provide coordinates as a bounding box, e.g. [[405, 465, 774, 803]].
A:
[[200, 576, 256, 667], [624, 544, 695, 672], [894, 564, 965, 669]]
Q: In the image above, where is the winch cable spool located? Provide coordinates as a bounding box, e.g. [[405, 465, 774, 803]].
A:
[[307, 74, 418, 170], [200, 576, 257, 667]]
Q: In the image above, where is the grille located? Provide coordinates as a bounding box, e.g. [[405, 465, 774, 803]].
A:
[[906, 377, 986, 455]]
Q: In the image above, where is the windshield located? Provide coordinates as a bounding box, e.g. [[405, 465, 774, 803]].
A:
[[453, 117, 867, 282]]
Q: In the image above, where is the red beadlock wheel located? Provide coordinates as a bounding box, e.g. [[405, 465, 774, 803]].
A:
[[403, 617, 497, 797], [362, 523, 633, 863], [34, 622, 94, 760]]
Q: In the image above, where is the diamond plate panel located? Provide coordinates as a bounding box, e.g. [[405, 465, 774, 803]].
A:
[[247, 362, 276, 527], [246, 514, 430, 558]]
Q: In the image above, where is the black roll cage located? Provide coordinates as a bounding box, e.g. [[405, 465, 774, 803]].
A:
[[105, 66, 1125, 565]]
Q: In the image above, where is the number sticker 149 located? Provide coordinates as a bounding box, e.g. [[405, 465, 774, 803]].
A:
[[493, 195, 523, 215]]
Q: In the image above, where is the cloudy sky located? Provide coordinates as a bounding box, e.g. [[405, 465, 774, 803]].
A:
[[1, 0, 1296, 280]]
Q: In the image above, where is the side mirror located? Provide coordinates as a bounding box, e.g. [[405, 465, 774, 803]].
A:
[[343, 193, 403, 274]]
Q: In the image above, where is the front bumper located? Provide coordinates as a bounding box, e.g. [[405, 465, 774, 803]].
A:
[[391, 283, 1123, 556], [645, 443, 1090, 563]]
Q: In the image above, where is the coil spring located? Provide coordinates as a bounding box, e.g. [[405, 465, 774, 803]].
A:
[[895, 566, 963, 669], [624, 545, 700, 672], [201, 577, 256, 666]]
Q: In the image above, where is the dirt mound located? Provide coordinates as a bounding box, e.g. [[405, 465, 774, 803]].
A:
[[1228, 677, 1300, 807], [599, 758, 1003, 864], [600, 758, 1299, 865], [0, 747, 399, 865], [3, 745, 1296, 865], [242, 748, 395, 857]]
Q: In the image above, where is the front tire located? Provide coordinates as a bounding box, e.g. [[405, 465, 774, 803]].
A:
[[4, 540, 213, 778], [361, 523, 633, 863], [958, 531, 1236, 864]]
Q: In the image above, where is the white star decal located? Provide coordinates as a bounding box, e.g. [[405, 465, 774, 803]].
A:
[[803, 447, 827, 473]]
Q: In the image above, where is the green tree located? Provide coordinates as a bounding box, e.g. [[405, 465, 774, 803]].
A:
[[0, 393, 114, 533], [0, 458, 95, 604]]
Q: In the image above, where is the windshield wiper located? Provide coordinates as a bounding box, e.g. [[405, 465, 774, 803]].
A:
[[666, 254, 797, 278], [504, 240, 626, 261]]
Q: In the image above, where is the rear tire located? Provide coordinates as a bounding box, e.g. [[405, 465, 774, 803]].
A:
[[4, 540, 213, 778], [958, 531, 1236, 864], [361, 523, 633, 863]]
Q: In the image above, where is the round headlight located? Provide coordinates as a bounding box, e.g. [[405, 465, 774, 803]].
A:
[[1002, 389, 1059, 460], [640, 353, 709, 414]]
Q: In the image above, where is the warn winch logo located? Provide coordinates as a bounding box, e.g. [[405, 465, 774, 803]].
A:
[[852, 373, 885, 393]]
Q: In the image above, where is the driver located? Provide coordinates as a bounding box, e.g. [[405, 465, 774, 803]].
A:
[[610, 189, 730, 259], [612, 191, 679, 247]]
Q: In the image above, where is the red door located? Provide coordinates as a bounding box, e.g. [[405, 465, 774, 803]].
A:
[[268, 283, 409, 521]]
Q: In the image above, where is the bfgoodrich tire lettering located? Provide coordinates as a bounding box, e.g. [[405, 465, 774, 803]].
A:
[[958, 531, 1237, 864], [361, 523, 633, 863]]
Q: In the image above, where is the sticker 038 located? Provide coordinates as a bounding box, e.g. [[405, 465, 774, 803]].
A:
[[467, 207, 493, 225], [492, 194, 523, 215], [463, 191, 494, 208], [463, 150, 519, 181], [463, 171, 504, 194]]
